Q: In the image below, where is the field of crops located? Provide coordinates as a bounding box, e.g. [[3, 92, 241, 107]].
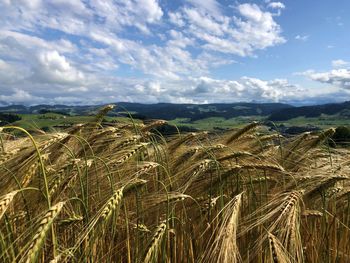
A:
[[1, 106, 350, 262]]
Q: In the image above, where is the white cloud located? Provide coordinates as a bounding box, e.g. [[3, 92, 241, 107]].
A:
[[173, 3, 286, 57], [267, 2, 285, 15], [0, 0, 163, 34], [268, 2, 285, 9], [295, 35, 309, 41], [0, 89, 45, 104], [1, 72, 348, 105], [89, 0, 163, 34], [33, 50, 85, 84], [125, 76, 303, 104], [234, 4, 286, 52], [186, 0, 222, 18], [184, 8, 226, 36], [332, 59, 349, 68], [0, 0, 292, 105], [303, 69, 350, 89], [168, 12, 186, 27], [0, 59, 28, 83]]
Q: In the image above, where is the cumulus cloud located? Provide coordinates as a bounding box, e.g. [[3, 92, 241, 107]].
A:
[[0, 0, 294, 105], [0, 89, 45, 104], [0, 59, 28, 84], [33, 50, 85, 85], [173, 3, 286, 57], [303, 69, 350, 89], [106, 76, 303, 104], [234, 4, 286, 52]]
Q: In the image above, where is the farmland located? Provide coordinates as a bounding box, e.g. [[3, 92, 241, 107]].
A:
[[1, 105, 350, 262]]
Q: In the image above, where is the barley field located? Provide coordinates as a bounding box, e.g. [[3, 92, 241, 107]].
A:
[[0, 106, 350, 263]]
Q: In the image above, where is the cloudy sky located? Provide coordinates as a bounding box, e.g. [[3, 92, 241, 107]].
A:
[[0, 0, 349, 105]]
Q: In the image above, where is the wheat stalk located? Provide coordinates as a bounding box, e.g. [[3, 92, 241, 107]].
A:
[[226, 121, 260, 144], [24, 202, 65, 263], [112, 143, 148, 166], [21, 162, 38, 188], [0, 190, 19, 220], [268, 232, 292, 263], [135, 162, 159, 177], [143, 220, 167, 263], [141, 120, 167, 132], [100, 187, 124, 223], [217, 151, 253, 161], [203, 193, 243, 263]]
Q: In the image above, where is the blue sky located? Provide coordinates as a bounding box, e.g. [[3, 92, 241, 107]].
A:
[[0, 0, 349, 105]]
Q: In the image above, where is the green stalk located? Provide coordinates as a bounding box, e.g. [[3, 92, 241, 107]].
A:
[[2, 126, 56, 257], [3, 127, 50, 207]]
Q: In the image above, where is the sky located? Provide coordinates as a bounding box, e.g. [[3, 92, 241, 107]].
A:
[[0, 0, 349, 106]]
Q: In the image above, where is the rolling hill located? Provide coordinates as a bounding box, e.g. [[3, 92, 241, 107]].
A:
[[0, 102, 293, 120], [268, 101, 350, 121]]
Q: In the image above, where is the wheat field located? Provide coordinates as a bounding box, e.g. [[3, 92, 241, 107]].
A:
[[0, 106, 350, 262]]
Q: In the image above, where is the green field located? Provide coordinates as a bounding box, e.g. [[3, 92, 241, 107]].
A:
[[169, 114, 350, 131], [10, 113, 137, 132], [4, 112, 350, 134], [169, 116, 266, 130], [275, 114, 350, 128]]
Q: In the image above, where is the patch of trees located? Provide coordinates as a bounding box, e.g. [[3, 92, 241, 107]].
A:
[[283, 125, 321, 135], [268, 101, 350, 121], [330, 126, 350, 147], [38, 109, 70, 116], [0, 113, 21, 126], [153, 124, 198, 136], [114, 102, 292, 121]]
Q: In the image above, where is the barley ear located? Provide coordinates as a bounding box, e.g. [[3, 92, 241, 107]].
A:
[[226, 121, 260, 144], [268, 232, 292, 263], [0, 190, 19, 220], [143, 221, 167, 263], [100, 187, 124, 223], [24, 202, 65, 263]]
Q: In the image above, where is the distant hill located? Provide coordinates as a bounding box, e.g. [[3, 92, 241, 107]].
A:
[[268, 101, 350, 121], [116, 102, 293, 120], [0, 102, 293, 121], [2, 101, 350, 124]]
